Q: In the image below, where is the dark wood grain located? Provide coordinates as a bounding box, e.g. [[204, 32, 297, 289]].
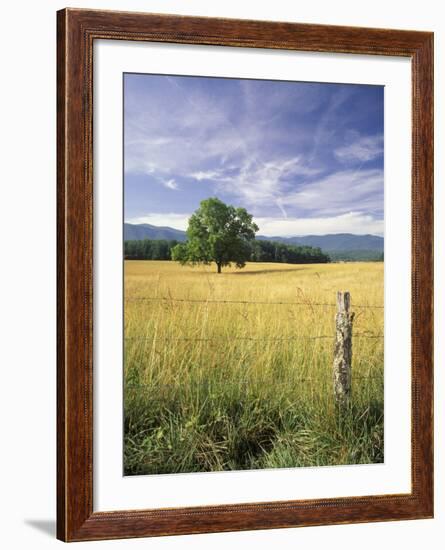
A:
[[56, 8, 66, 541], [57, 8, 434, 542]]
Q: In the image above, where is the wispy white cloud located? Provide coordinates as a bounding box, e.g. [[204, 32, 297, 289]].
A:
[[285, 168, 383, 216], [163, 179, 178, 190], [335, 134, 383, 163], [214, 157, 323, 210], [188, 157, 324, 219], [306, 87, 353, 166], [190, 169, 229, 182]]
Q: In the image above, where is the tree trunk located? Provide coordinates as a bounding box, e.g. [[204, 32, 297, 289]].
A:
[[217, 262, 222, 274]]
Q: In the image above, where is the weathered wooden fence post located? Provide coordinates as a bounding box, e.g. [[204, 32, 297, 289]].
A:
[[333, 291, 354, 407]]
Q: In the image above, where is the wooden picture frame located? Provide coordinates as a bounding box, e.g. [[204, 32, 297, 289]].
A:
[[57, 8, 434, 542]]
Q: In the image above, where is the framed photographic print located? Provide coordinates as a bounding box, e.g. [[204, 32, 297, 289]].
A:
[[57, 8, 433, 542]]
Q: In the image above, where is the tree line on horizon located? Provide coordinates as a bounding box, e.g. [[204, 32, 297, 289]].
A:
[[124, 238, 330, 264]]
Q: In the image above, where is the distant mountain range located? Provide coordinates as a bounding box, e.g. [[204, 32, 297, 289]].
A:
[[124, 223, 384, 260], [256, 233, 383, 252], [124, 223, 186, 242]]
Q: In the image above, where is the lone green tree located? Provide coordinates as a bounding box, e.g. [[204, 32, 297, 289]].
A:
[[172, 197, 259, 273]]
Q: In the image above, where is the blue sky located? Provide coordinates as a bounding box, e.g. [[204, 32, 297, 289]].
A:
[[124, 73, 383, 236]]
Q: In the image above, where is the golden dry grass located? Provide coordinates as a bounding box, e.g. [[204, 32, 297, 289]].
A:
[[124, 261, 384, 475]]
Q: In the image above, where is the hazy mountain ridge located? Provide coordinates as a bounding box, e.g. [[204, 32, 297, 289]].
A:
[[256, 233, 383, 252], [124, 223, 187, 242]]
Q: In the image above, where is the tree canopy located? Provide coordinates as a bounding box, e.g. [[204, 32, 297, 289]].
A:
[[171, 197, 259, 273]]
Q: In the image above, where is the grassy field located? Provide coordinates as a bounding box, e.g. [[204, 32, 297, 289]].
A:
[[124, 261, 384, 475]]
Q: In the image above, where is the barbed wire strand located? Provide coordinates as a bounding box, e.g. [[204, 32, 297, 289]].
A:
[[125, 296, 383, 309], [124, 333, 383, 342]]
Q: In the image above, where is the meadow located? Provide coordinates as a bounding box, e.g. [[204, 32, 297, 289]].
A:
[[124, 260, 384, 475]]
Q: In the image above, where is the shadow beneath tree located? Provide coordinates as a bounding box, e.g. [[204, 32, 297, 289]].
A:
[[229, 267, 306, 276]]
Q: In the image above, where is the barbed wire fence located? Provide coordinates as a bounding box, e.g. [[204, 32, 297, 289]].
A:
[[126, 296, 384, 309], [124, 291, 383, 404]]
